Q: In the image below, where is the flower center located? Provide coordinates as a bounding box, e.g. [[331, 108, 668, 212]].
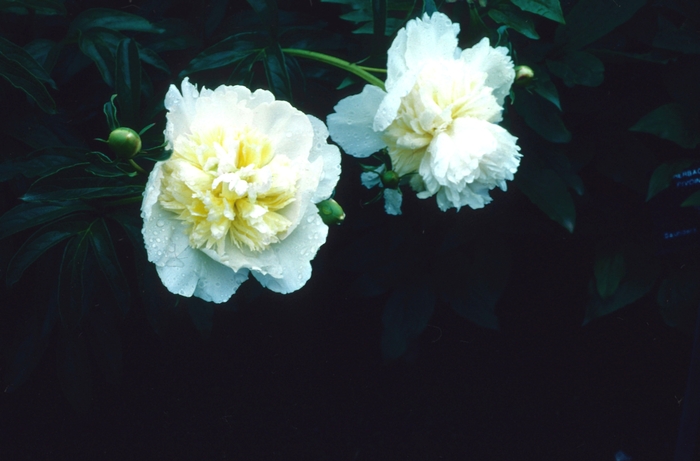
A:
[[383, 59, 501, 176], [158, 126, 298, 253]]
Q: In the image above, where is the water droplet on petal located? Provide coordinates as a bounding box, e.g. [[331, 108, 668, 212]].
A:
[[157, 220, 165, 227]]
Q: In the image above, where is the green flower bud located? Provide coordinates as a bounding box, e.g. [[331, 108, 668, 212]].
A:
[[316, 198, 345, 226], [514, 65, 535, 86], [380, 170, 400, 189], [108, 127, 142, 159]]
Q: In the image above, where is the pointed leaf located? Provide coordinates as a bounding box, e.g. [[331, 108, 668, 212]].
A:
[[515, 158, 576, 232], [6, 220, 89, 286], [646, 160, 695, 201], [631, 103, 700, 149], [488, 4, 540, 40], [69, 8, 163, 35], [115, 38, 141, 129], [0, 35, 55, 89], [681, 191, 700, 208], [179, 35, 258, 77], [78, 30, 115, 87], [89, 219, 130, 316], [554, 0, 646, 52], [0, 53, 55, 113], [58, 230, 93, 331], [510, 0, 564, 24], [514, 88, 571, 143], [546, 50, 604, 87], [263, 43, 292, 101], [594, 250, 626, 299], [0, 201, 92, 240]]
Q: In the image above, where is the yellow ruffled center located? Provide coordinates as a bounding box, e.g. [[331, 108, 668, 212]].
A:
[[158, 126, 297, 253], [383, 59, 500, 176]]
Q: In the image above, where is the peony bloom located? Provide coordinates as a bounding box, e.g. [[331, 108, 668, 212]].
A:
[[141, 78, 341, 303], [327, 12, 521, 212]]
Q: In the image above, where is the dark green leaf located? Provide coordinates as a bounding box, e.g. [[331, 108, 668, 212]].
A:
[[263, 43, 292, 101], [515, 158, 576, 232], [554, 0, 646, 52], [546, 50, 604, 87], [0, 201, 92, 240], [69, 8, 163, 35], [21, 164, 143, 202], [179, 35, 258, 77], [510, 0, 564, 24], [0, 0, 65, 15], [7, 220, 88, 286], [89, 219, 130, 316], [654, 16, 700, 54], [137, 45, 169, 74], [658, 269, 700, 333], [204, 0, 229, 37], [246, 0, 278, 31], [58, 230, 93, 331], [381, 285, 435, 360], [488, 4, 540, 39], [0, 150, 88, 181], [681, 191, 700, 207], [584, 246, 659, 324], [372, 0, 387, 38], [0, 36, 56, 89], [513, 88, 571, 143], [78, 29, 116, 87], [115, 38, 141, 129], [423, 0, 437, 15], [56, 331, 92, 413], [142, 19, 201, 53], [531, 67, 561, 110], [24, 39, 61, 75], [646, 160, 695, 201], [630, 103, 700, 149], [0, 53, 55, 113], [594, 250, 625, 298]]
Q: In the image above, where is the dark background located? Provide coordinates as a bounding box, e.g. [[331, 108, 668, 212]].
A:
[[0, 0, 697, 460]]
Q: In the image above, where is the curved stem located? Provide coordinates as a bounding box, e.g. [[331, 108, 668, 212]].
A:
[[281, 48, 386, 90], [129, 158, 147, 175]]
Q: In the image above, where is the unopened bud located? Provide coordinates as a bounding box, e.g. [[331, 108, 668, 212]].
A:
[[108, 127, 142, 159], [514, 65, 535, 86], [380, 170, 400, 189], [316, 198, 345, 225]]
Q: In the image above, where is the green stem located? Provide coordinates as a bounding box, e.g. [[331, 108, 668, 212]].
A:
[[358, 65, 387, 73], [129, 158, 147, 175], [282, 48, 386, 90]]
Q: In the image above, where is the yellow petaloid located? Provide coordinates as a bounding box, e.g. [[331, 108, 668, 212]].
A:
[[383, 59, 500, 178], [158, 126, 298, 254]]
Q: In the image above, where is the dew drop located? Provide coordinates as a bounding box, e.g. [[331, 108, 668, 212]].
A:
[[157, 220, 165, 227], [156, 238, 161, 243]]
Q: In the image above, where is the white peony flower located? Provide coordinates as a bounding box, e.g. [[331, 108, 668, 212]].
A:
[[327, 12, 521, 212], [141, 78, 341, 303]]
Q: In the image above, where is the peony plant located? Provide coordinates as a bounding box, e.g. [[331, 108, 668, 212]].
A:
[[141, 78, 341, 303], [327, 12, 522, 213]]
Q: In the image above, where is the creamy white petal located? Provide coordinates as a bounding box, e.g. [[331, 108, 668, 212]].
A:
[[385, 12, 460, 92], [307, 115, 341, 203], [327, 84, 387, 158], [252, 206, 328, 294], [460, 38, 515, 109]]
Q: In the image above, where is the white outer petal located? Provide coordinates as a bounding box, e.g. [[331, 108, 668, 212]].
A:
[[252, 205, 328, 294], [383, 188, 403, 215], [385, 12, 460, 92], [327, 85, 387, 158], [307, 115, 341, 203], [460, 38, 515, 109], [163, 77, 200, 149]]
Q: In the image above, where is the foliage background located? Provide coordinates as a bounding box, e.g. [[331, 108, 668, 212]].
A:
[[0, 0, 698, 459]]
